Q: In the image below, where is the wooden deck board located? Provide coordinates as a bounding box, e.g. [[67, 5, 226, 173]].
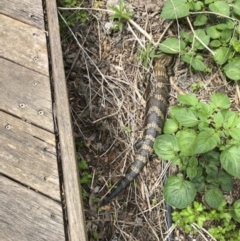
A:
[[0, 0, 44, 29], [0, 111, 60, 201], [0, 175, 65, 241], [0, 58, 54, 132], [0, 0, 88, 239], [0, 14, 48, 76], [46, 0, 88, 240]]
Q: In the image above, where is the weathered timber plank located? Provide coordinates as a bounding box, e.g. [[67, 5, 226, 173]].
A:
[[0, 111, 60, 201], [0, 0, 44, 29], [46, 1, 88, 240], [0, 175, 65, 241], [0, 58, 54, 132], [0, 14, 48, 76]]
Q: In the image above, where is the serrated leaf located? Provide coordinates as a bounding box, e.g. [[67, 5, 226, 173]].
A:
[[194, 129, 219, 154], [160, 0, 189, 19], [220, 146, 240, 178], [163, 119, 179, 134], [223, 57, 240, 81], [206, 163, 218, 176], [164, 175, 197, 209], [173, 108, 200, 127], [213, 47, 231, 65], [159, 38, 185, 54], [210, 93, 231, 109], [220, 29, 232, 42], [181, 54, 207, 71], [194, 29, 210, 50], [230, 199, 240, 223], [206, 26, 221, 39], [187, 166, 198, 179], [178, 94, 198, 106], [222, 110, 239, 128], [177, 130, 197, 156], [205, 188, 224, 208], [154, 134, 179, 160], [218, 170, 233, 192], [209, 1, 230, 16], [213, 111, 224, 129]]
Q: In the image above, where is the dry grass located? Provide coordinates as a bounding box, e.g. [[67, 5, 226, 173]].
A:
[[58, 0, 238, 240]]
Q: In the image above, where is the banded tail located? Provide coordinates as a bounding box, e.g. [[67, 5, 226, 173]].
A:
[[101, 55, 174, 205]]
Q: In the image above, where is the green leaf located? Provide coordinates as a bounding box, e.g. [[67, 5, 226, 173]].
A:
[[206, 26, 221, 39], [160, 0, 189, 19], [194, 129, 219, 154], [210, 40, 221, 48], [218, 170, 233, 192], [187, 166, 198, 179], [173, 107, 200, 127], [213, 111, 224, 129], [220, 146, 240, 178], [196, 102, 213, 120], [232, 0, 240, 15], [205, 188, 224, 208], [181, 54, 207, 71], [178, 94, 198, 106], [194, 14, 207, 26], [154, 134, 179, 160], [193, 29, 210, 50], [209, 1, 230, 16], [230, 199, 240, 223], [222, 110, 239, 128], [177, 130, 197, 156], [223, 57, 240, 81], [159, 38, 186, 54], [229, 128, 240, 141], [191, 175, 205, 191], [206, 163, 218, 176], [213, 47, 231, 65], [163, 119, 179, 134], [220, 29, 232, 42], [210, 93, 231, 109], [164, 174, 197, 209], [231, 37, 240, 52]]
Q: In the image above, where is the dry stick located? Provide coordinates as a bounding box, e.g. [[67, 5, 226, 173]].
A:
[[191, 223, 217, 241], [186, 17, 215, 56]]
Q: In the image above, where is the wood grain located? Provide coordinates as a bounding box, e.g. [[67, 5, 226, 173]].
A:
[[0, 58, 54, 132], [0, 111, 60, 201], [0, 175, 65, 241], [0, 14, 48, 76], [46, 0, 88, 240], [0, 0, 44, 29]]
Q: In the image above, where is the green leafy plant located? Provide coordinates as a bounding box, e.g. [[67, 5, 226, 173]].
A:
[[137, 43, 161, 67], [172, 200, 240, 240], [109, 0, 134, 31], [78, 158, 92, 185], [159, 0, 240, 80], [154, 93, 240, 209]]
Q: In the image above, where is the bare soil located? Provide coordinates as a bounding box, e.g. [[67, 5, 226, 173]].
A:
[[58, 0, 240, 240]]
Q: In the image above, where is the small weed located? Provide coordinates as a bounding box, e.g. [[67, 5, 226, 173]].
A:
[[109, 0, 134, 31], [151, 198, 158, 205], [123, 125, 132, 133], [137, 43, 161, 67], [191, 82, 204, 92], [172, 200, 240, 240]]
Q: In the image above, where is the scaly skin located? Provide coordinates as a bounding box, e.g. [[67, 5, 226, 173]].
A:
[[101, 55, 174, 205]]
